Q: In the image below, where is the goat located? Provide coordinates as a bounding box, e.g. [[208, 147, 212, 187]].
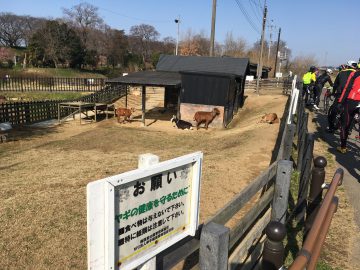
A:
[[193, 107, 220, 130], [260, 113, 279, 124], [0, 95, 6, 104], [170, 115, 193, 130], [116, 107, 136, 123]]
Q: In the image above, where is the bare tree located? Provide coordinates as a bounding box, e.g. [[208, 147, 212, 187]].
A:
[[0, 13, 25, 47], [288, 55, 318, 76], [179, 29, 209, 56], [62, 2, 104, 47], [129, 24, 159, 63], [0, 13, 47, 47], [223, 32, 247, 57]]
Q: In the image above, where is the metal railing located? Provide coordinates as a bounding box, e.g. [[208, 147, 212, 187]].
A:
[[288, 168, 343, 270]]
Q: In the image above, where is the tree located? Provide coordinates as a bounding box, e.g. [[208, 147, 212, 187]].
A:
[[28, 20, 85, 68], [288, 55, 318, 76], [63, 2, 104, 47], [0, 13, 24, 47], [223, 32, 247, 57], [129, 24, 159, 63], [105, 29, 128, 68], [0, 13, 46, 47], [179, 29, 209, 56]]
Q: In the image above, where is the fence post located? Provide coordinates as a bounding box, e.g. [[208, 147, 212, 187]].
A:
[[199, 222, 229, 270], [261, 221, 286, 270], [304, 156, 327, 240], [297, 113, 308, 172], [296, 133, 314, 222], [282, 124, 296, 160], [271, 160, 293, 223]]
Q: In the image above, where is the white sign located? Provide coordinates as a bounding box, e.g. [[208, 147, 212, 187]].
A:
[[276, 72, 283, 78], [87, 152, 203, 270], [246, 75, 254, 81]]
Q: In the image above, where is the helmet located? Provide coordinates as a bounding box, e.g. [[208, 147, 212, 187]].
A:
[[346, 60, 357, 68], [310, 66, 316, 72], [326, 68, 333, 74]]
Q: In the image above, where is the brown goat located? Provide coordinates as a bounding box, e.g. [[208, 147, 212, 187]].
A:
[[116, 107, 136, 123], [260, 113, 279, 124], [0, 95, 6, 104], [193, 107, 220, 130]]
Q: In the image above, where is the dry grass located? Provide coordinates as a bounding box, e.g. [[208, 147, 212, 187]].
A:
[[0, 91, 287, 269]]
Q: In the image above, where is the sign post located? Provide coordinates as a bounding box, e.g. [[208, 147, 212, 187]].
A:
[[87, 152, 203, 270]]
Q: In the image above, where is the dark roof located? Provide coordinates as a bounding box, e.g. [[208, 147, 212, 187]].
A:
[[156, 55, 249, 77], [106, 71, 181, 87], [180, 70, 236, 79]]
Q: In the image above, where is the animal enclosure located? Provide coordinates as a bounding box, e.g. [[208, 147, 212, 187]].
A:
[[0, 91, 287, 269]]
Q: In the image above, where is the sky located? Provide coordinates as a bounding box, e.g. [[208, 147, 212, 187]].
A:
[[2, 0, 359, 66]]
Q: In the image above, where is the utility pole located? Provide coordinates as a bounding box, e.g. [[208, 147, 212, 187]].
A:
[[209, 0, 217, 56], [267, 20, 274, 63], [273, 27, 281, 78], [256, 4, 267, 94], [175, 16, 180, 55]]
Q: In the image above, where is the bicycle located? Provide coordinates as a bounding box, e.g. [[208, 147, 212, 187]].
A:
[[323, 87, 335, 113]]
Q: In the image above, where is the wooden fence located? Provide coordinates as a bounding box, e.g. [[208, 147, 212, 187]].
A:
[[0, 84, 126, 125], [245, 78, 293, 93], [0, 77, 105, 92], [154, 83, 298, 269], [155, 78, 339, 269]]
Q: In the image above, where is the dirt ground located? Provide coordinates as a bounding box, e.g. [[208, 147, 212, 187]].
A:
[[0, 90, 287, 269]]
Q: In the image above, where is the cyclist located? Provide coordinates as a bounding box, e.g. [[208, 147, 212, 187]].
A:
[[313, 69, 333, 110], [336, 69, 360, 153], [302, 66, 317, 105], [326, 60, 357, 133]]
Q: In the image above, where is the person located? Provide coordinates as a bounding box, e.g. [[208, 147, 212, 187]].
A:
[[302, 66, 317, 105], [336, 69, 360, 153], [312, 68, 333, 110], [326, 60, 357, 133]]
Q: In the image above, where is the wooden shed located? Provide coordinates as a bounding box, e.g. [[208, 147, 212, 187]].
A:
[[106, 55, 250, 128], [179, 71, 238, 128]]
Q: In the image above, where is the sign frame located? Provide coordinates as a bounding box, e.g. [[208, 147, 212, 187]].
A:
[[87, 152, 203, 270]]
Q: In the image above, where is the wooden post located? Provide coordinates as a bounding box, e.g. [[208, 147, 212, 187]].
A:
[[58, 103, 61, 123], [282, 124, 296, 160], [296, 133, 314, 222], [137, 153, 159, 270], [297, 113, 308, 171], [200, 222, 229, 270], [142, 85, 146, 126], [125, 85, 128, 108], [271, 160, 293, 223]]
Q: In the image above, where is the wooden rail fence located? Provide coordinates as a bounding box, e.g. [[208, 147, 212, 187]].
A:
[[0, 84, 126, 125], [245, 78, 293, 93], [0, 77, 105, 92], [156, 76, 340, 270]]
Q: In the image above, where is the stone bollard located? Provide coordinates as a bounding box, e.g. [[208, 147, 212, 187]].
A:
[[304, 156, 327, 240], [262, 221, 286, 270]]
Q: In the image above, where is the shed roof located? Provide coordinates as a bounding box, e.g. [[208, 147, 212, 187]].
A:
[[106, 71, 181, 87], [156, 55, 249, 77]]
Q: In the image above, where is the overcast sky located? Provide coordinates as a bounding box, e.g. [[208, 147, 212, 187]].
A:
[[2, 0, 359, 66]]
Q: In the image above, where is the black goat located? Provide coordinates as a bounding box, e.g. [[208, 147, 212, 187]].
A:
[[170, 115, 193, 130]]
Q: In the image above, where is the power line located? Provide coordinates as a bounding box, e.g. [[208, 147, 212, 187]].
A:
[[99, 7, 172, 24], [248, 0, 262, 23], [234, 0, 260, 34]]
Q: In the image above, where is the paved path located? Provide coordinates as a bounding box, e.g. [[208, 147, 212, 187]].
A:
[[311, 106, 360, 267]]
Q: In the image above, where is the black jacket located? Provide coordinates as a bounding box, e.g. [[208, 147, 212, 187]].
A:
[[333, 68, 355, 96], [315, 72, 333, 88]]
